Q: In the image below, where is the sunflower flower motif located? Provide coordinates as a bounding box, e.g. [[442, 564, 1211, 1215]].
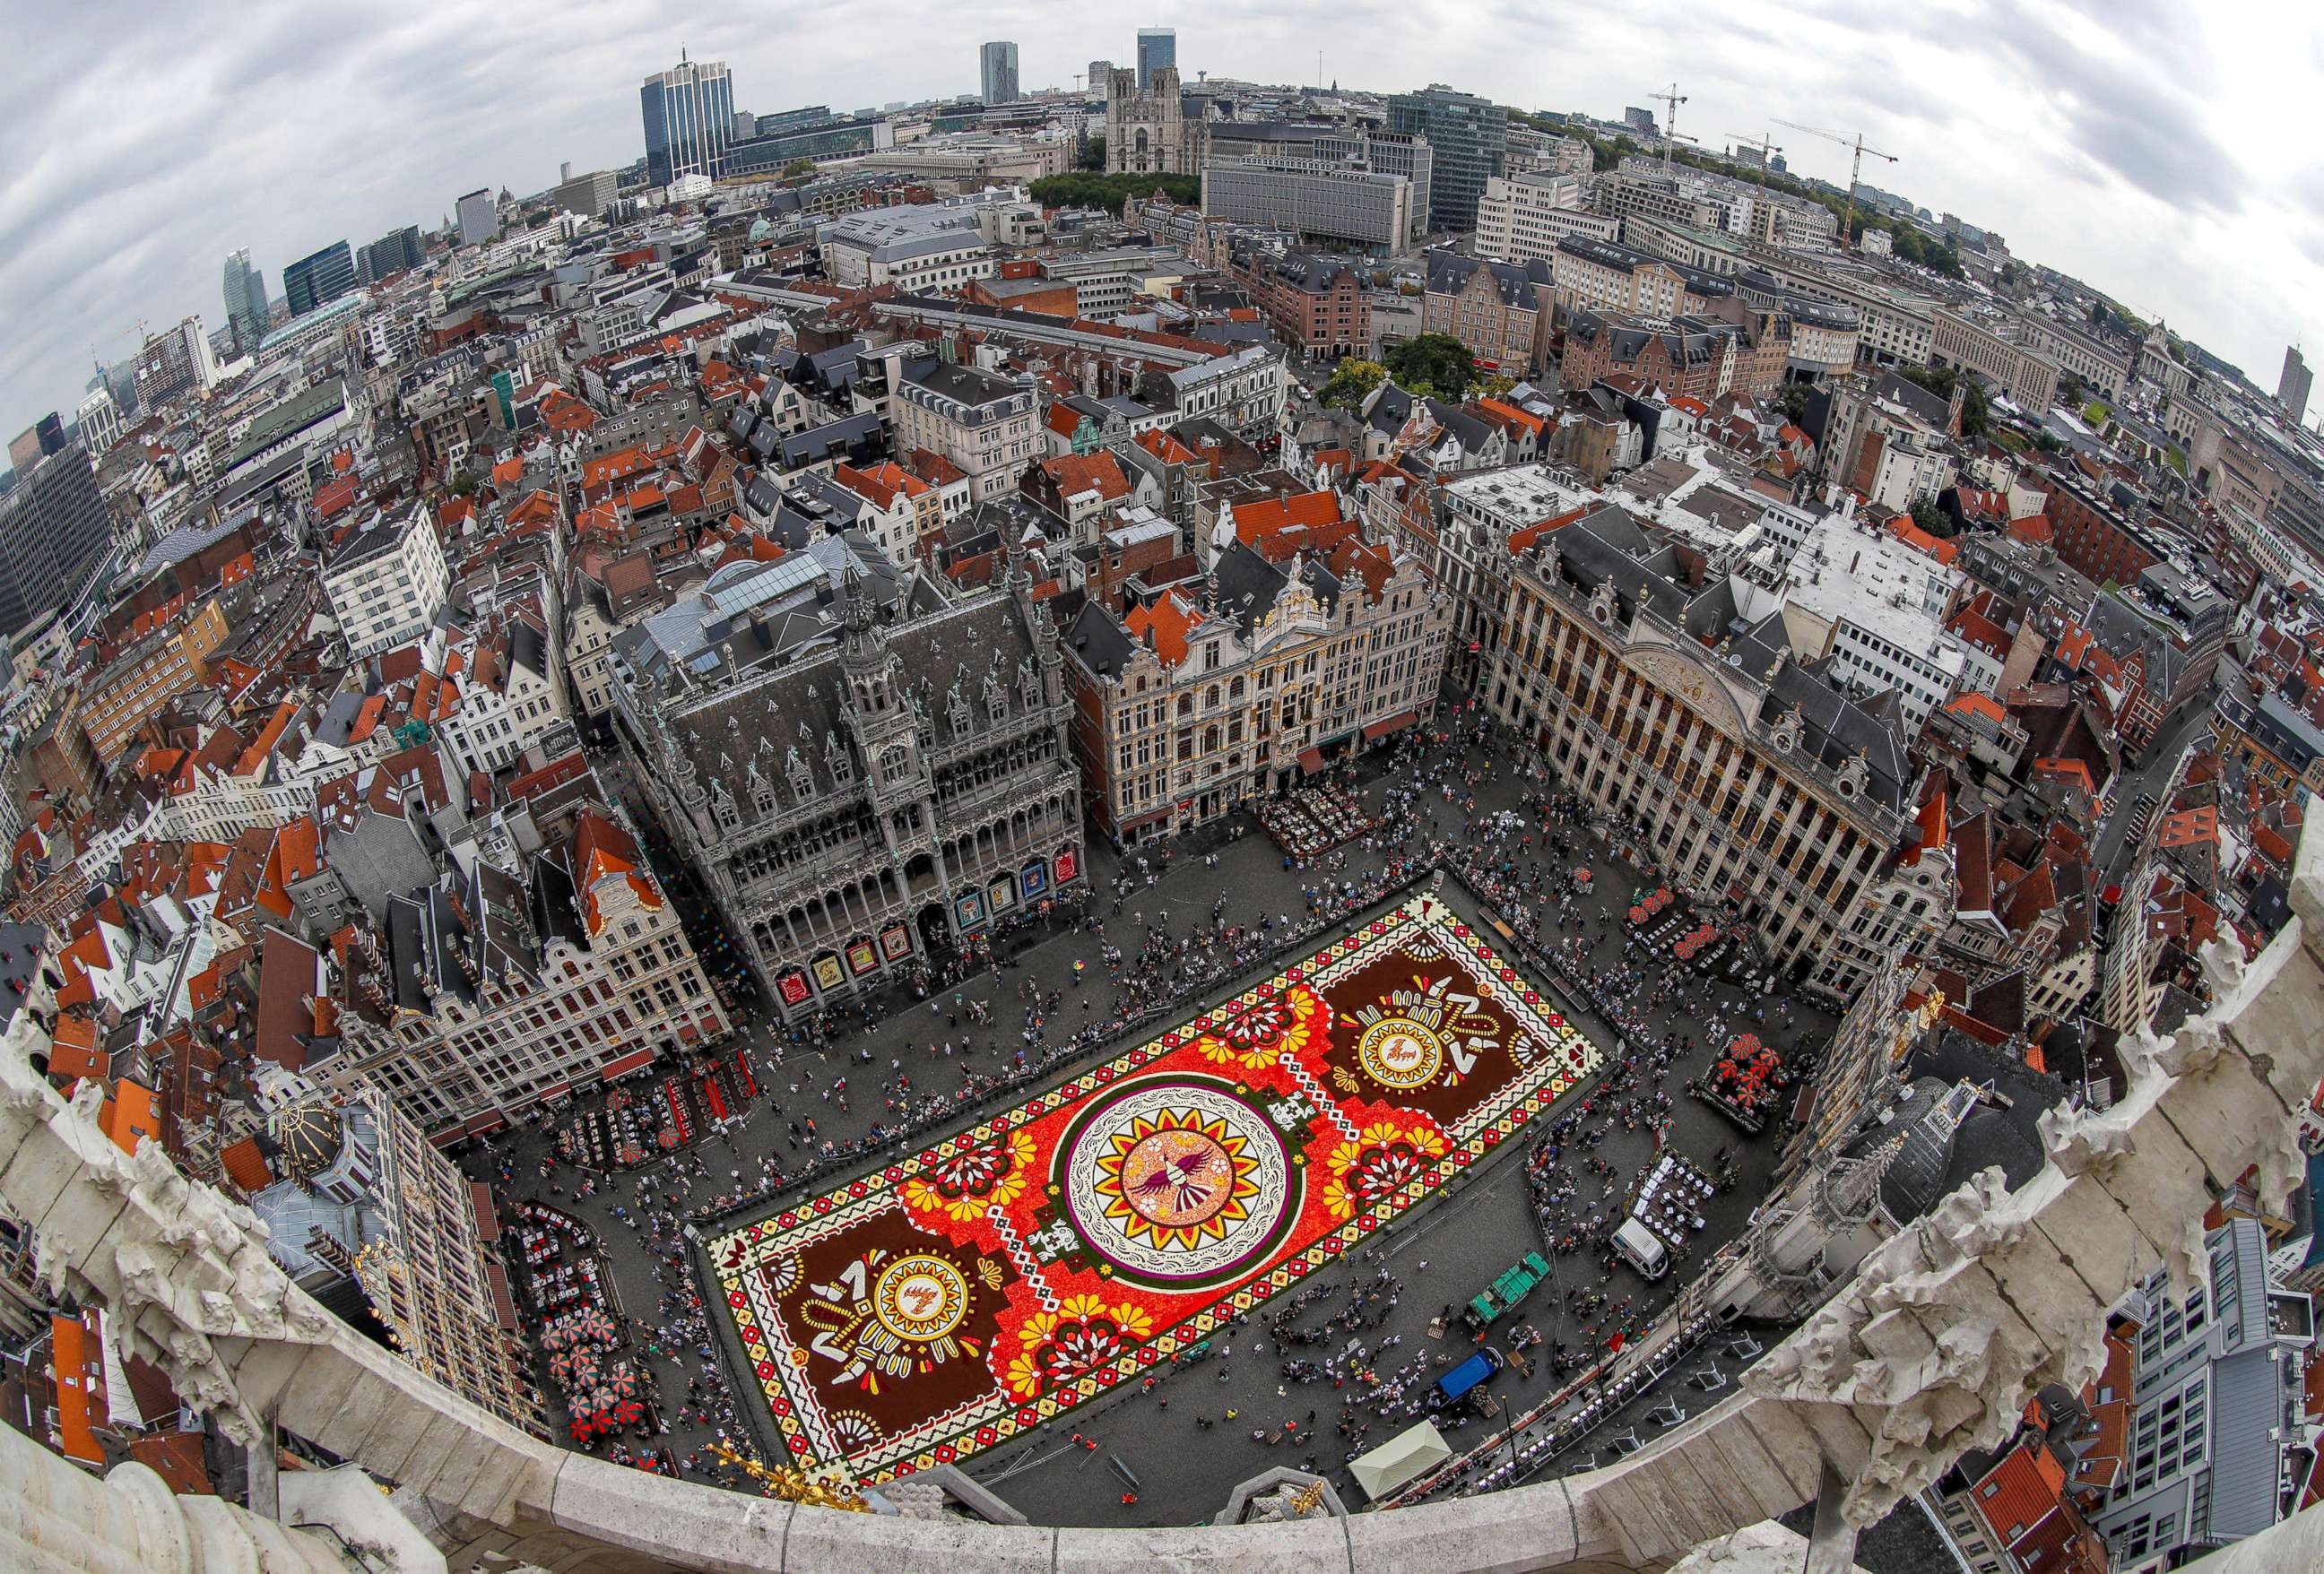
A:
[[1195, 985, 1331, 1071], [1322, 1119, 1449, 1219], [1001, 1295, 1155, 1398], [901, 1129, 1036, 1224]]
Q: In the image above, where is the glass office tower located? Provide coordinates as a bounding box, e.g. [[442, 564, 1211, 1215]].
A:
[[641, 55, 735, 187]]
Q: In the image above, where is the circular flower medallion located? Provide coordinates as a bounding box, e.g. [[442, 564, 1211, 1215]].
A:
[[1354, 1016, 1446, 1089], [872, 1254, 971, 1344], [1060, 1077, 1298, 1290]]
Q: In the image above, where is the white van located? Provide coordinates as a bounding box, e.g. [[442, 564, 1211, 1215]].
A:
[[1615, 1217, 1669, 1281]]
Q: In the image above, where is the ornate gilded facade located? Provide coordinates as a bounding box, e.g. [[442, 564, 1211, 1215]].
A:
[[616, 569, 1082, 1017], [1484, 505, 1947, 1002]]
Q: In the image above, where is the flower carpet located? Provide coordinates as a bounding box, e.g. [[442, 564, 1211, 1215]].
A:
[[706, 890, 1602, 1483]]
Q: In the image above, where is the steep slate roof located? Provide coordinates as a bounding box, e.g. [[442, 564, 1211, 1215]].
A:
[[1425, 249, 1553, 307], [1528, 505, 1913, 816], [655, 593, 1045, 832]]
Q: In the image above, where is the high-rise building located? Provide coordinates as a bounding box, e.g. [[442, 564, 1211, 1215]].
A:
[[979, 41, 1020, 105], [74, 386, 122, 457], [1624, 106, 1658, 135], [0, 442, 112, 638], [33, 414, 64, 458], [1136, 27, 1175, 90], [5, 428, 40, 474], [1387, 84, 1507, 234], [455, 188, 497, 246], [1088, 59, 1113, 99], [134, 317, 219, 408], [359, 225, 424, 282], [283, 241, 357, 317], [640, 54, 735, 188], [2281, 345, 2312, 427], [221, 248, 271, 356]]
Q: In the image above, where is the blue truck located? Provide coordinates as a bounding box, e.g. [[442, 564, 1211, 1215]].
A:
[[1428, 1347, 1505, 1411]]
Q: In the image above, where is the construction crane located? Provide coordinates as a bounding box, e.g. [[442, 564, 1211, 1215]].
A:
[[1726, 130, 1782, 169], [1647, 82, 1688, 166], [1773, 119, 1896, 247]]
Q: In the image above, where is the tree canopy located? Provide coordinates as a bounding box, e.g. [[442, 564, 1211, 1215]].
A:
[[1383, 333, 1479, 401], [1890, 362, 1990, 437], [1028, 171, 1199, 211], [1318, 359, 1386, 409], [1080, 137, 1106, 172]]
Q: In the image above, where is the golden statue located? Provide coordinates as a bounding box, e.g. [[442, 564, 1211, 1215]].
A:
[[706, 1441, 872, 1512]]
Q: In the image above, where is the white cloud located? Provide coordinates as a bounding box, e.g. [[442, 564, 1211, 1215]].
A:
[[2, 2, 2317, 437]]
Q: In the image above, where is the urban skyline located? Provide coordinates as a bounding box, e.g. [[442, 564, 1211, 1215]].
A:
[[0, 4, 2317, 441], [2, 3, 2322, 1562]]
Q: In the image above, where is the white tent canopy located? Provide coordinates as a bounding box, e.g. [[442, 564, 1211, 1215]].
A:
[[1348, 1418, 1452, 1500]]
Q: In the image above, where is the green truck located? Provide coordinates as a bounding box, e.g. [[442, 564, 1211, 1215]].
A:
[[1462, 1251, 1552, 1332]]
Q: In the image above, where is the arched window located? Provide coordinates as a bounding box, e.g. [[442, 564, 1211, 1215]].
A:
[[1134, 128, 1149, 157]]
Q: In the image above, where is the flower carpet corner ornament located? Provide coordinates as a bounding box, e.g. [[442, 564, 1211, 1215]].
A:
[[1322, 1117, 1449, 1220], [707, 893, 1601, 1483], [1003, 1294, 1156, 1398], [1192, 982, 1330, 1072], [898, 1128, 1036, 1225]]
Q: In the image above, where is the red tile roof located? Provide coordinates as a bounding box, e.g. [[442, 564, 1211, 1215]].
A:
[[1126, 590, 1199, 667], [1041, 451, 1133, 505], [1886, 515, 1961, 566]]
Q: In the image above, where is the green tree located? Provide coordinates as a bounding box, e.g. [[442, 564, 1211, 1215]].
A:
[[1479, 372, 1517, 400], [1961, 379, 1990, 437], [1383, 333, 1478, 401], [449, 471, 478, 497], [1028, 171, 1201, 210], [780, 159, 816, 182], [1318, 359, 1386, 408], [2058, 374, 2083, 409], [1080, 136, 1106, 171], [1773, 384, 1811, 423], [1910, 497, 1954, 538]]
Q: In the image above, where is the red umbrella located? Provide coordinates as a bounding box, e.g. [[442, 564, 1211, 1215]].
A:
[[569, 1416, 598, 1442]]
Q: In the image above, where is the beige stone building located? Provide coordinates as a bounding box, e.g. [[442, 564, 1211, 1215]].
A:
[[79, 596, 231, 764], [240, 1081, 541, 1432], [890, 359, 1041, 504], [323, 805, 728, 1139], [1421, 250, 1556, 374], [1063, 535, 1450, 844], [1483, 506, 1946, 1002]]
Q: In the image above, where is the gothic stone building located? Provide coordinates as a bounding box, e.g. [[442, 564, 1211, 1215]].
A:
[[1105, 65, 1189, 176], [616, 572, 1083, 1018]]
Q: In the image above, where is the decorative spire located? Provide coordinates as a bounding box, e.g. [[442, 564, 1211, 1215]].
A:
[[841, 561, 875, 635]]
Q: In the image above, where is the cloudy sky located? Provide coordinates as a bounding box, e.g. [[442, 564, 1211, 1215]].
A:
[[4, 1, 2320, 442]]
